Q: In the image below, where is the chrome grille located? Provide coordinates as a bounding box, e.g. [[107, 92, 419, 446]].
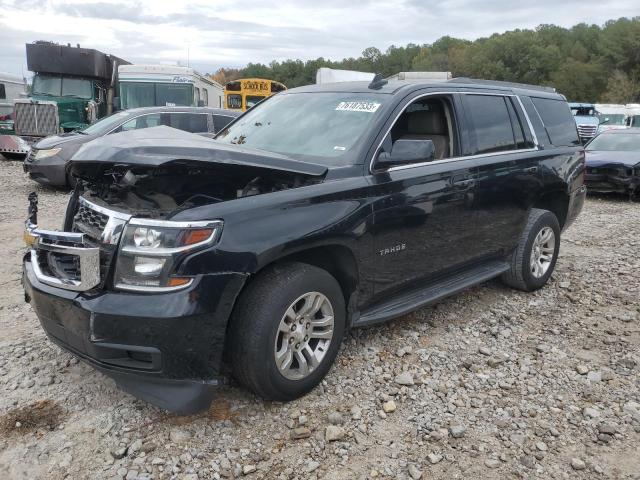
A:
[[14, 100, 59, 137], [74, 204, 110, 240], [577, 124, 597, 140]]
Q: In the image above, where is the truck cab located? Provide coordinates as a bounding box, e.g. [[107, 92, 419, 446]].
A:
[[569, 102, 599, 143], [0, 42, 129, 155]]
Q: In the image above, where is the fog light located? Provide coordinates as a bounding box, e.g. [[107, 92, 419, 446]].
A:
[[133, 256, 165, 276]]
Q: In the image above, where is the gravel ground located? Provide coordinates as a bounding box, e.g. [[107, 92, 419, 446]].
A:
[[0, 157, 639, 480]]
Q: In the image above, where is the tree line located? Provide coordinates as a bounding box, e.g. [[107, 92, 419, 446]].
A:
[[210, 17, 640, 103]]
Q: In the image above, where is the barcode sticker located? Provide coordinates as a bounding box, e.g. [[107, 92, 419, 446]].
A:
[[335, 101, 381, 113]]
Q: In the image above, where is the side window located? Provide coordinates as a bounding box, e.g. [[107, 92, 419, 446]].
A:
[[504, 97, 534, 149], [520, 96, 551, 146], [213, 114, 236, 133], [167, 113, 208, 133], [120, 114, 161, 131], [530, 97, 581, 147], [463, 95, 517, 154], [194, 87, 200, 104], [0, 84, 5, 100], [384, 96, 457, 160], [202, 88, 208, 106]]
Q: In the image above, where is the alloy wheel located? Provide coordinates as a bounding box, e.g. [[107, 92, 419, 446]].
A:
[[274, 292, 335, 380]]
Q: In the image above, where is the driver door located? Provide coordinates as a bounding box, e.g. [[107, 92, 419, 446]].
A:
[[368, 93, 482, 302]]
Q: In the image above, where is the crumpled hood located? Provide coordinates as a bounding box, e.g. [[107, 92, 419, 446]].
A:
[[586, 150, 640, 168], [69, 126, 328, 177]]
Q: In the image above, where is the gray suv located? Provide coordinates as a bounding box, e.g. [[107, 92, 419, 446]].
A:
[[23, 106, 240, 187]]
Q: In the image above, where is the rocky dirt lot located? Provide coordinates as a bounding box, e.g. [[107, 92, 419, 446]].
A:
[[0, 158, 638, 480]]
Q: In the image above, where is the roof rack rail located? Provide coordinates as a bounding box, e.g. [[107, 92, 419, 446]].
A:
[[448, 77, 556, 93]]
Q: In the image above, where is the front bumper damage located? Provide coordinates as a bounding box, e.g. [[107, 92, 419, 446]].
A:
[[585, 164, 640, 198], [22, 193, 248, 413]]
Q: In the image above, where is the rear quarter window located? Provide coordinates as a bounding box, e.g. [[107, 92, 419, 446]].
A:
[[531, 97, 581, 147], [463, 94, 518, 154]]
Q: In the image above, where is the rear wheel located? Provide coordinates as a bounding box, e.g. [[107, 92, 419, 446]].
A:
[[501, 208, 560, 291], [228, 262, 345, 401]]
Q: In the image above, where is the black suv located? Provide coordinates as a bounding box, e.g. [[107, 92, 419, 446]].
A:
[[22, 78, 586, 413]]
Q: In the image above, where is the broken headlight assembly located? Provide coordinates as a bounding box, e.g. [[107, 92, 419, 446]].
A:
[[114, 218, 223, 292]]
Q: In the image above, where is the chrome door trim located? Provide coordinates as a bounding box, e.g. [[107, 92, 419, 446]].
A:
[[369, 90, 541, 174]]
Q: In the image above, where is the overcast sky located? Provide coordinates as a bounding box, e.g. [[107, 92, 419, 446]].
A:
[[1, 0, 639, 78]]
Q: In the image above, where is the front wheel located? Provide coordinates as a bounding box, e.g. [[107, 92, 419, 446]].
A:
[[501, 208, 561, 291], [228, 262, 346, 401]]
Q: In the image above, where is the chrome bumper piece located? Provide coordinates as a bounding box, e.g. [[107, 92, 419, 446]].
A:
[[27, 225, 101, 291], [25, 194, 131, 292]]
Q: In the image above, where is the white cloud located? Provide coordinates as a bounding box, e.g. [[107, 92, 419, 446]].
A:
[[0, 0, 638, 77]]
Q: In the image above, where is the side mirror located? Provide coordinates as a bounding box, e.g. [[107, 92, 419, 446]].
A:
[[113, 97, 121, 110], [197, 100, 205, 107], [376, 139, 436, 169]]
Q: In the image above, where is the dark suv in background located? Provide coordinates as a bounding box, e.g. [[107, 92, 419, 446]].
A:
[[23, 77, 585, 413], [23, 106, 239, 187]]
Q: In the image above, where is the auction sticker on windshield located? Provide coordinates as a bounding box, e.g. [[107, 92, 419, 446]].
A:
[[335, 101, 381, 113]]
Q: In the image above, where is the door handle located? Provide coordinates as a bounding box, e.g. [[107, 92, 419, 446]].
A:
[[524, 166, 538, 174], [452, 179, 475, 187]]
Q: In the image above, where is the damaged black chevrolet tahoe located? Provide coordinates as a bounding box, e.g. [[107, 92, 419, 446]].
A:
[[23, 78, 586, 413]]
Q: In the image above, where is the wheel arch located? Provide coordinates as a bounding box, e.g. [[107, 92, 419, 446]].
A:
[[533, 190, 570, 229], [221, 244, 360, 361]]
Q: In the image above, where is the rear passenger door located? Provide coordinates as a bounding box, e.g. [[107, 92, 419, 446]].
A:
[[460, 93, 542, 259]]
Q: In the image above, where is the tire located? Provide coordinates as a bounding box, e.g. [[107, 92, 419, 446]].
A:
[[228, 262, 346, 401], [501, 208, 561, 292]]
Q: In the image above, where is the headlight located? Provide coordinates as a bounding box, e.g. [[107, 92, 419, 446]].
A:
[[34, 148, 61, 160], [114, 218, 223, 292]]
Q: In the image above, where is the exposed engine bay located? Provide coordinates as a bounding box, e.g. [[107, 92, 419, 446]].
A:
[[73, 161, 323, 218]]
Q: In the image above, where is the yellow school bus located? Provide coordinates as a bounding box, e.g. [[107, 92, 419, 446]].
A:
[[224, 78, 287, 111]]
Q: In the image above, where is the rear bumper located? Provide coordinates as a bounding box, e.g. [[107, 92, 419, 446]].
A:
[[564, 184, 586, 231], [0, 134, 32, 155], [23, 255, 248, 413]]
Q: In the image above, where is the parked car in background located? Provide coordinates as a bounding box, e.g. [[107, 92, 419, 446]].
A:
[[584, 129, 640, 199], [23, 106, 240, 187], [569, 102, 599, 143], [23, 78, 585, 413], [626, 104, 640, 128], [595, 103, 628, 134]]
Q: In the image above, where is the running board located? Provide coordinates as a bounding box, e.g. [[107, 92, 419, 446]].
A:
[[354, 261, 509, 327]]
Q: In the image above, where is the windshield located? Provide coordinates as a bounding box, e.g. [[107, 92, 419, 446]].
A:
[[32, 74, 61, 96], [597, 113, 626, 125], [586, 133, 640, 151], [61, 77, 92, 99], [120, 82, 193, 109], [32, 75, 93, 98], [216, 93, 388, 166], [571, 107, 595, 116], [81, 110, 131, 135]]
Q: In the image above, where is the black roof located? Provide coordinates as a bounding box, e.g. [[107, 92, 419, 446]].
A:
[[118, 106, 240, 117], [287, 77, 564, 100]]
